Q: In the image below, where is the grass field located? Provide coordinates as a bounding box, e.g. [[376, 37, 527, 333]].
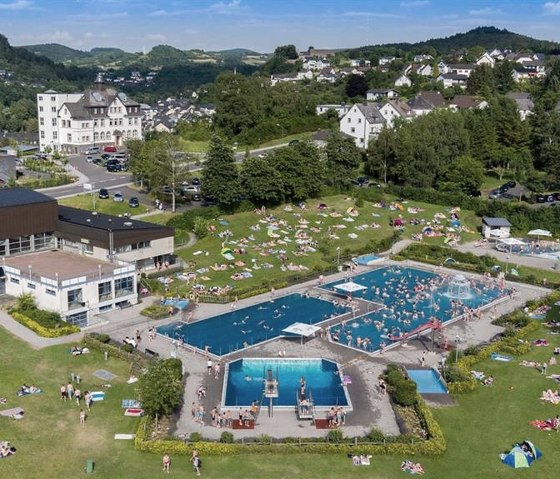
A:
[[59, 194, 151, 215], [167, 194, 481, 296], [1, 319, 559, 478]]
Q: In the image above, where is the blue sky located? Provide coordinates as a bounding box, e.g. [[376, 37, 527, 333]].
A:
[[1, 0, 560, 52]]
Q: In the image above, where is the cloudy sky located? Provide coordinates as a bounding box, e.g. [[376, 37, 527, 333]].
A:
[[1, 0, 560, 53]]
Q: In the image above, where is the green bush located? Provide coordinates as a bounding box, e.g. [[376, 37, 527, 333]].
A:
[[366, 428, 385, 443], [96, 334, 110, 343], [141, 304, 170, 319], [161, 358, 183, 380], [190, 432, 203, 442], [220, 431, 234, 443], [167, 206, 221, 231], [392, 379, 417, 407], [10, 311, 80, 337], [326, 429, 344, 443]]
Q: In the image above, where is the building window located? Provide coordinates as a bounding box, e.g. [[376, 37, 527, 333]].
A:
[[40, 117, 44, 125], [40, 130, 45, 139], [39, 106, 43, 112], [347, 118, 351, 123], [9, 236, 31, 254], [66, 311, 88, 328], [358, 118, 362, 123], [34, 232, 54, 250], [98, 281, 112, 301], [67, 134, 72, 142], [53, 132, 57, 140], [27, 282, 36, 290], [51, 107, 56, 113], [52, 119, 57, 126], [51, 96, 56, 101], [10, 277, 20, 284], [132, 240, 151, 250], [350, 127, 356, 133], [114, 276, 134, 297], [38, 96, 43, 101], [67, 288, 84, 310], [45, 288, 56, 296]]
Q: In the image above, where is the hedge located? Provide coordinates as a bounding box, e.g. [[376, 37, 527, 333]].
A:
[[141, 304, 170, 319], [83, 333, 152, 366], [10, 311, 80, 338]]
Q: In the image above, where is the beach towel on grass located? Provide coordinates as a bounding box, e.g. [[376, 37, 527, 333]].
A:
[[530, 419, 559, 431], [122, 399, 141, 409], [0, 407, 24, 417], [17, 389, 42, 397], [401, 460, 425, 474]]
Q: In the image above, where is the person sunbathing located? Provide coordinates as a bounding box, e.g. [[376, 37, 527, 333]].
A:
[[483, 376, 495, 386]]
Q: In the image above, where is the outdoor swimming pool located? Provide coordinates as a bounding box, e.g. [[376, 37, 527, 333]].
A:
[[325, 266, 507, 353], [157, 294, 349, 356], [407, 369, 448, 394], [222, 358, 350, 408]]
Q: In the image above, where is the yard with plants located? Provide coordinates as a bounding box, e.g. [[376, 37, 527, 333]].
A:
[[1, 316, 560, 478], [150, 193, 482, 297], [59, 193, 151, 215]]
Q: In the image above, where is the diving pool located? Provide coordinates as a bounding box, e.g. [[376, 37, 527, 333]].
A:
[[324, 266, 507, 353], [157, 294, 349, 356], [222, 358, 350, 408], [407, 369, 448, 394]]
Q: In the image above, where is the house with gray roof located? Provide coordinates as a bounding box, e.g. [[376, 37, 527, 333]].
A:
[[339, 103, 386, 148], [506, 92, 534, 120]]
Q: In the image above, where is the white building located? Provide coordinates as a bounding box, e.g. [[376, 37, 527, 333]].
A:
[[394, 75, 412, 87], [3, 250, 138, 327], [38, 77, 143, 154], [315, 104, 349, 117], [340, 103, 386, 149]]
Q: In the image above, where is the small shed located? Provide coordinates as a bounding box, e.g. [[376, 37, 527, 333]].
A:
[[482, 217, 512, 239]]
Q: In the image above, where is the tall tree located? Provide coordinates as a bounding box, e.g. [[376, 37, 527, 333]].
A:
[[439, 155, 485, 193], [239, 155, 285, 206], [136, 360, 182, 419], [494, 60, 515, 93], [366, 128, 396, 184], [466, 64, 494, 95], [324, 132, 362, 188], [201, 135, 240, 209], [345, 74, 369, 98]]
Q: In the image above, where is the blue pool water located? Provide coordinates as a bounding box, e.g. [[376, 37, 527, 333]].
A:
[[324, 266, 506, 353], [157, 294, 348, 356], [407, 369, 448, 394], [161, 298, 189, 310], [354, 254, 382, 265], [223, 358, 349, 408]]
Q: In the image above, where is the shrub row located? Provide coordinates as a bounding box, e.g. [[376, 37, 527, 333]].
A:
[[10, 311, 80, 337], [83, 333, 152, 366]]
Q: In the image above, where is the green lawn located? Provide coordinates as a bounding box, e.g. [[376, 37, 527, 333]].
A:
[[1, 321, 560, 478], [176, 139, 209, 153], [257, 132, 315, 148], [59, 194, 151, 215], [167, 194, 481, 296], [140, 212, 191, 247]]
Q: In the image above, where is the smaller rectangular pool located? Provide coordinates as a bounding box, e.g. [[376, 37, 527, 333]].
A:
[[407, 369, 448, 394]]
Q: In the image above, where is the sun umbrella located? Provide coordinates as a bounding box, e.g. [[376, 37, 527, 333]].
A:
[[523, 440, 543, 460], [502, 450, 532, 469], [528, 229, 552, 240]]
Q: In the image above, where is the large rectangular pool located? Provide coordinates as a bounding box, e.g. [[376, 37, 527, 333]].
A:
[[157, 294, 349, 356], [223, 358, 350, 408]]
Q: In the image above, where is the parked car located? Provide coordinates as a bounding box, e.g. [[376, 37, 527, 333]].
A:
[[489, 190, 502, 200], [505, 180, 516, 189], [103, 145, 117, 153], [113, 191, 124, 202], [467, 190, 482, 197], [191, 193, 202, 201], [128, 197, 139, 208], [85, 147, 100, 155], [101, 153, 110, 160], [98, 188, 109, 199], [92, 157, 104, 166], [191, 177, 201, 186], [86, 155, 94, 163], [107, 163, 127, 172], [289, 140, 300, 146], [202, 195, 217, 207], [535, 195, 547, 203]]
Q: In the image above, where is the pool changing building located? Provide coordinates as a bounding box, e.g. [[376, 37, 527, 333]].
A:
[[0, 188, 174, 326]]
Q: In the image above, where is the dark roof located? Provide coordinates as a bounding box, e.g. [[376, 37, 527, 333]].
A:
[[57, 205, 173, 233], [417, 91, 446, 108], [482, 216, 512, 227], [0, 187, 56, 208]]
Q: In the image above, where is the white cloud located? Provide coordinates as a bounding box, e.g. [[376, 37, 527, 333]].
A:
[[543, 1, 560, 14], [183, 28, 199, 35], [469, 7, 502, 15], [146, 33, 167, 43], [149, 9, 168, 17], [49, 30, 73, 42], [208, 0, 245, 15], [400, 1, 430, 6], [0, 0, 32, 10]]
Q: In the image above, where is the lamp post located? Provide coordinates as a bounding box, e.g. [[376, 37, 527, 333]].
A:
[[336, 246, 341, 271]]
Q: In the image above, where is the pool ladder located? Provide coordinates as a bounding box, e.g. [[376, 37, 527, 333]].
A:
[[296, 388, 315, 421]]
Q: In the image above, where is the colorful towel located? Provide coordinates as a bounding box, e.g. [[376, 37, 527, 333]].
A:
[[530, 419, 559, 431], [122, 399, 141, 409], [124, 408, 144, 417], [540, 389, 560, 404], [491, 353, 512, 362], [16, 389, 42, 397]]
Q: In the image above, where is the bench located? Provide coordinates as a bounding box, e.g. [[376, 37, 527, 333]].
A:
[[144, 348, 159, 358]]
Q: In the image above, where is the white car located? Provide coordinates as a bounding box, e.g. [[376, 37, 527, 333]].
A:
[[182, 185, 200, 194], [113, 191, 124, 202]]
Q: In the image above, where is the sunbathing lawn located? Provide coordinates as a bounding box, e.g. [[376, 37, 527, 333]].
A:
[[167, 195, 481, 296], [1, 320, 559, 478]]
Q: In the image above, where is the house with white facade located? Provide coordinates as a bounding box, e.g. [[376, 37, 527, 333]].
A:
[[38, 77, 143, 154], [339, 103, 386, 148], [438, 73, 469, 89], [447, 64, 476, 77], [476, 52, 495, 67], [394, 75, 412, 87], [378, 100, 414, 128], [270, 70, 313, 86], [366, 89, 399, 101]]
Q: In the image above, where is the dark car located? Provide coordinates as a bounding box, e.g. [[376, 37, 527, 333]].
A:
[[98, 188, 109, 199], [191, 177, 201, 186], [289, 140, 300, 146], [92, 157, 104, 166], [489, 190, 501, 200], [128, 197, 139, 208], [202, 195, 217, 207], [107, 163, 126, 172], [191, 193, 202, 201], [101, 153, 111, 160], [467, 190, 482, 197], [352, 176, 370, 187], [536, 195, 546, 203], [505, 180, 516, 188]]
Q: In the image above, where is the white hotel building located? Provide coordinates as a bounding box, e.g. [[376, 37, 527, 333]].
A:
[[37, 77, 143, 154]]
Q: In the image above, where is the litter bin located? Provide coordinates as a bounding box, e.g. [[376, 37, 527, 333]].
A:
[[86, 459, 94, 473]]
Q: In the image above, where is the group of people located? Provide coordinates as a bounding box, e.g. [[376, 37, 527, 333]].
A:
[[162, 450, 201, 475], [326, 406, 346, 427], [17, 384, 40, 396], [0, 441, 16, 458]]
